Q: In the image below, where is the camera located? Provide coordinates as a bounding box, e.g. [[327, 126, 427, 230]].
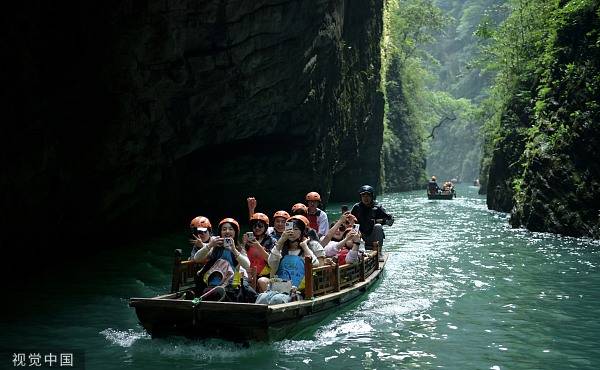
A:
[[353, 224, 360, 232], [285, 221, 294, 231], [223, 237, 234, 249], [245, 232, 255, 242]]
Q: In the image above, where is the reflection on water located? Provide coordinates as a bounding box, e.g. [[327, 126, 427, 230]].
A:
[[1, 184, 599, 369]]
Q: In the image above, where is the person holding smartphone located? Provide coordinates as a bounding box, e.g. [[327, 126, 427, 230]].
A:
[[193, 218, 250, 293], [246, 197, 290, 241], [243, 212, 277, 292], [320, 213, 357, 252], [255, 215, 319, 305]]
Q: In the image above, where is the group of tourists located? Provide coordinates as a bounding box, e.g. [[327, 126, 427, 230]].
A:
[[186, 185, 394, 305]]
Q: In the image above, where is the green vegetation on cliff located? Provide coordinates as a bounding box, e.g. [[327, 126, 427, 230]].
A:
[[479, 0, 600, 237], [382, 0, 498, 190], [381, 0, 447, 191]]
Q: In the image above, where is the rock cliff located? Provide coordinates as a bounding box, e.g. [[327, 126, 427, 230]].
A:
[[484, 1, 600, 238], [3, 0, 384, 263]]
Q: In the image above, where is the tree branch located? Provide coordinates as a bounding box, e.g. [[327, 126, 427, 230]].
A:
[[427, 113, 457, 139]]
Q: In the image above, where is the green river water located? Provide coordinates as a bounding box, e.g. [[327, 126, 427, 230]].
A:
[[2, 184, 599, 369]]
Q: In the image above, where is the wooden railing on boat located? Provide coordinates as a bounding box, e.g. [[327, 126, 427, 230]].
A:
[[170, 249, 380, 299]]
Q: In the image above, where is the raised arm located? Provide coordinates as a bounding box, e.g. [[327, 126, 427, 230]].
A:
[[247, 197, 257, 220], [320, 217, 345, 247]]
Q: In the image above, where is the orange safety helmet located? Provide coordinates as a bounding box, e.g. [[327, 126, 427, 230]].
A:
[[291, 203, 308, 214], [431, 176, 437, 181], [218, 218, 240, 233], [250, 212, 270, 226], [273, 210, 291, 220], [288, 215, 309, 228], [305, 191, 321, 202], [190, 216, 212, 230]]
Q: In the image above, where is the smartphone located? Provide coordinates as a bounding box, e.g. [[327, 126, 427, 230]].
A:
[[285, 221, 294, 231], [223, 237, 234, 248], [353, 224, 360, 232], [245, 231, 255, 241]]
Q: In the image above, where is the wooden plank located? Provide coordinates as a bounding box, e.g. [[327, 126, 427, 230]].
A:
[[334, 263, 340, 292], [170, 249, 183, 293], [359, 255, 365, 281]]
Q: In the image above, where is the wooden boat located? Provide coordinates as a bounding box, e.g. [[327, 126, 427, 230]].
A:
[[129, 249, 387, 342], [427, 190, 455, 200]]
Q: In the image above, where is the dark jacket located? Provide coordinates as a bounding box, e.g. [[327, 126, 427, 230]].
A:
[[427, 180, 440, 193], [350, 201, 394, 236]]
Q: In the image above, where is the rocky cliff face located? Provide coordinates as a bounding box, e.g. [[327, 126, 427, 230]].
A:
[[485, 94, 531, 213], [485, 1, 600, 238], [381, 56, 427, 192], [508, 2, 600, 238], [3, 0, 384, 260]]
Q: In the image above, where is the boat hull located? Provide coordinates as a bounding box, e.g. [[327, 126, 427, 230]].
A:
[[130, 255, 387, 341], [427, 192, 454, 200]]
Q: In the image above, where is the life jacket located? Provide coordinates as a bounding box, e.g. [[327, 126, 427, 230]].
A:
[[306, 209, 321, 231], [337, 248, 349, 265], [247, 243, 270, 276], [276, 253, 305, 289]]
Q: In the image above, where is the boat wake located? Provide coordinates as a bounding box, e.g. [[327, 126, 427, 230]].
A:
[[100, 328, 149, 347]]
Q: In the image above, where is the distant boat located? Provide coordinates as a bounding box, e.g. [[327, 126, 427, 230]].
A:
[[427, 191, 455, 200], [473, 179, 480, 186]]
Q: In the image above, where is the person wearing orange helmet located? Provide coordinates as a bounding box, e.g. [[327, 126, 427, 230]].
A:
[[305, 191, 329, 238], [269, 210, 291, 240], [193, 218, 250, 294], [291, 202, 321, 243], [189, 216, 213, 259], [291, 202, 308, 216], [243, 212, 277, 292], [255, 215, 319, 305], [245, 196, 290, 240]]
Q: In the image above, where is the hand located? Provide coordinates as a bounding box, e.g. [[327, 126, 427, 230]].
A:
[[191, 234, 204, 247], [280, 230, 294, 243], [343, 230, 357, 242], [299, 240, 309, 251], [247, 197, 257, 212], [208, 237, 223, 249]]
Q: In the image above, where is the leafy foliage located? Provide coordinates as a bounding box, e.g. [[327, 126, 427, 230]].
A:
[[479, 0, 600, 237]]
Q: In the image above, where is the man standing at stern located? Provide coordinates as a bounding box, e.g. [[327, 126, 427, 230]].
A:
[[351, 185, 394, 262]]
